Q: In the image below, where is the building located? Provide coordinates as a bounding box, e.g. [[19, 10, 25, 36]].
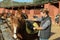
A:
[[0, 0, 60, 23]]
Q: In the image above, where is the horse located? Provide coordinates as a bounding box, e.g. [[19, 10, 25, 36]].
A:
[[6, 11, 24, 39], [6, 10, 38, 40], [16, 11, 38, 40]]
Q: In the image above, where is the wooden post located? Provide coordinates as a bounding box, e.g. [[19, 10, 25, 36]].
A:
[[59, 1, 60, 14], [24, 5, 26, 13], [34, 6, 36, 15], [12, 7, 14, 14]]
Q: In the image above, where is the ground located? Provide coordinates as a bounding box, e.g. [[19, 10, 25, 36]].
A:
[[0, 23, 60, 40], [49, 23, 60, 40]]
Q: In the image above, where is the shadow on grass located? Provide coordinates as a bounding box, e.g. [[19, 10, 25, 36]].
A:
[[53, 37, 60, 40]]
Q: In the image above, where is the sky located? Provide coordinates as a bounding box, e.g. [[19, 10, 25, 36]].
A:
[[0, 0, 33, 2], [0, 0, 2, 2], [13, 0, 33, 2]]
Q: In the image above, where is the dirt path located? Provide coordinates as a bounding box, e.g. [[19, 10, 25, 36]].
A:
[[49, 23, 60, 40]]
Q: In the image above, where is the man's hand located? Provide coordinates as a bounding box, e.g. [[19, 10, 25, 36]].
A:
[[33, 27, 43, 30], [33, 27, 39, 30], [33, 27, 36, 30]]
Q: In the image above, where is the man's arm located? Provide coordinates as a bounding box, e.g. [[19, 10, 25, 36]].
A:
[[34, 20, 50, 30], [25, 17, 42, 22]]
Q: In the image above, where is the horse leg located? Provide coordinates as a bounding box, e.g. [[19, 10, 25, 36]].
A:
[[13, 26, 17, 39]]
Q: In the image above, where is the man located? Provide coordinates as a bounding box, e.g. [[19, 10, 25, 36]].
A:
[[33, 9, 52, 40]]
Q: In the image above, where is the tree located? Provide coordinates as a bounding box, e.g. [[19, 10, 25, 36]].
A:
[[49, 0, 58, 2], [33, 0, 49, 4], [3, 0, 11, 2]]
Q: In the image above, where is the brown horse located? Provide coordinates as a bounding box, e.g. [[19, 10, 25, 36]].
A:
[[7, 10, 23, 39]]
